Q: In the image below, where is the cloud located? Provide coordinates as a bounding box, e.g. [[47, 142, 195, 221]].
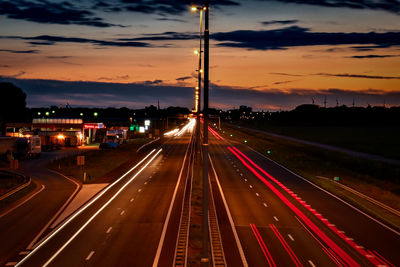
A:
[[261, 20, 299, 26], [47, 56, 72, 59], [118, 32, 198, 41], [346, 54, 400, 59], [315, 73, 400, 79], [142, 79, 163, 85], [3, 71, 26, 78], [176, 76, 193, 82], [1, 77, 399, 110], [156, 17, 187, 23], [211, 26, 400, 50], [0, 0, 125, 27], [92, 0, 240, 16], [273, 80, 298, 85], [0, 49, 39, 54], [270, 72, 304, 77], [3, 35, 150, 48], [269, 0, 400, 15]]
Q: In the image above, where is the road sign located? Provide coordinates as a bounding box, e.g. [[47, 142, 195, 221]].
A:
[[77, 155, 85, 166]]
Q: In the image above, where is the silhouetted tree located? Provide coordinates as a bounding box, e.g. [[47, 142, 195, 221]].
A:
[[0, 82, 27, 135]]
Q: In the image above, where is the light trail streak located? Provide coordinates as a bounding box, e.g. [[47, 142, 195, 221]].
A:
[[231, 146, 389, 267], [250, 223, 276, 267], [16, 149, 159, 267], [42, 149, 163, 267], [227, 146, 360, 267], [269, 224, 303, 267], [174, 118, 195, 137], [164, 128, 179, 136]]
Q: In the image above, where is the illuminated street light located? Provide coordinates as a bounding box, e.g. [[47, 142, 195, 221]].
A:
[[45, 112, 50, 116], [94, 112, 98, 117], [80, 113, 83, 116], [37, 112, 41, 116], [191, 1, 210, 265], [52, 110, 55, 114], [194, 49, 199, 55]]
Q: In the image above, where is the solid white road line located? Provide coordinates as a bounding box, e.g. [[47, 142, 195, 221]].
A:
[[28, 171, 81, 249], [152, 134, 193, 267], [209, 155, 249, 267], [0, 184, 45, 220], [15, 149, 159, 267], [42, 149, 163, 267], [85, 251, 95, 261], [249, 147, 400, 236]]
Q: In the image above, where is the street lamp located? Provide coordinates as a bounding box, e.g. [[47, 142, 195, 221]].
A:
[[192, 2, 210, 265]]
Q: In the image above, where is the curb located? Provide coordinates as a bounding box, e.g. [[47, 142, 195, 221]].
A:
[[0, 173, 31, 201]]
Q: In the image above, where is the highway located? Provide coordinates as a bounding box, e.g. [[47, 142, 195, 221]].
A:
[[2, 119, 400, 266], [208, 126, 400, 266], [12, 123, 195, 266], [0, 151, 79, 266]]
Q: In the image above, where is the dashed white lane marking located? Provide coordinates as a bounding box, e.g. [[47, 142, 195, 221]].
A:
[[288, 234, 294, 241], [236, 169, 240, 172], [86, 251, 95, 261], [240, 173, 243, 176], [106, 227, 112, 234], [249, 185, 253, 189], [244, 179, 247, 182], [120, 210, 125, 215], [19, 251, 29, 255], [149, 176, 152, 178], [255, 193, 259, 197], [138, 188, 142, 192], [308, 260, 316, 267], [144, 181, 148, 185], [273, 216, 279, 222], [263, 203, 268, 207], [5, 262, 17, 266], [233, 165, 236, 167], [130, 198, 134, 202]]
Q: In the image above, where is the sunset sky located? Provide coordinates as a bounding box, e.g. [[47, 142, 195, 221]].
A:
[[1, 0, 400, 110]]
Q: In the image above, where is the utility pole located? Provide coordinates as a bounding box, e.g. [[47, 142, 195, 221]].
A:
[[201, 0, 210, 265], [196, 7, 203, 150]]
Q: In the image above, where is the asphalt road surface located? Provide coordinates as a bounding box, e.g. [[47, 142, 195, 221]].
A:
[[4, 121, 400, 267], [0, 151, 80, 266], [208, 126, 400, 267], [13, 128, 194, 266]]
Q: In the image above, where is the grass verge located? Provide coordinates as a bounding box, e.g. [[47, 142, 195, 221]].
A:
[[234, 121, 400, 160], [47, 138, 151, 183], [219, 123, 400, 230]]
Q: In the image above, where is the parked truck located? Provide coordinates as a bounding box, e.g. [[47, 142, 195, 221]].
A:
[[0, 136, 41, 161]]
